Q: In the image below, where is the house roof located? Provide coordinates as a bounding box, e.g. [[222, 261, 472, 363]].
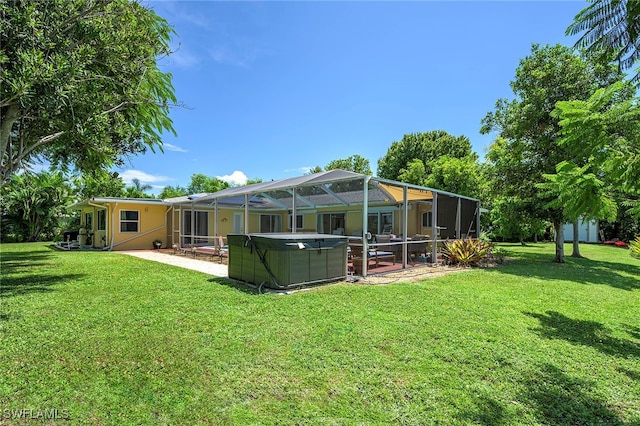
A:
[[70, 197, 170, 209]]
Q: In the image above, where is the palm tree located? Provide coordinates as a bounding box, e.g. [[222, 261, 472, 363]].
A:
[[124, 178, 153, 198], [567, 0, 640, 82]]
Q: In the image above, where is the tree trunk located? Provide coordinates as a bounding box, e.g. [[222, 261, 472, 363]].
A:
[[553, 221, 565, 263], [534, 233, 538, 243], [519, 237, 526, 246], [571, 220, 582, 258]]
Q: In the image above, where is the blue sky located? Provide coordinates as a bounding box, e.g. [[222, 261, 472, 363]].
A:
[[122, 0, 587, 193]]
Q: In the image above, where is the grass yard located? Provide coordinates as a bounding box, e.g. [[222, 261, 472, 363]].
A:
[[1, 242, 639, 425]]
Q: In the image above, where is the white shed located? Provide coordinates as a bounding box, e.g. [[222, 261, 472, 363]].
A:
[[563, 219, 599, 243]]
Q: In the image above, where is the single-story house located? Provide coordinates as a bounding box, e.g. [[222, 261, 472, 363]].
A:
[[70, 170, 481, 275]]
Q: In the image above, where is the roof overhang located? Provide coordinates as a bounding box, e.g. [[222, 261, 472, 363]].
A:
[[70, 197, 170, 210]]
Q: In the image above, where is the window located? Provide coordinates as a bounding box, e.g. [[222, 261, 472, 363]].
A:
[[422, 211, 433, 228], [120, 210, 139, 233], [260, 214, 281, 233], [367, 211, 394, 234], [97, 210, 106, 231], [182, 210, 209, 245], [317, 213, 345, 234], [85, 212, 93, 230], [288, 214, 303, 230]]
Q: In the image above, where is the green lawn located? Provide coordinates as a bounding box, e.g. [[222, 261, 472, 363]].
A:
[[1, 242, 639, 425]]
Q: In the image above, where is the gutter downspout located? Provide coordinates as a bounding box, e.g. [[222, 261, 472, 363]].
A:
[[109, 202, 119, 251]]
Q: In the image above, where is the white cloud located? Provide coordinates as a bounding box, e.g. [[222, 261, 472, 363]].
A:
[[217, 170, 248, 186], [285, 166, 314, 174], [163, 143, 188, 153], [119, 170, 172, 185]]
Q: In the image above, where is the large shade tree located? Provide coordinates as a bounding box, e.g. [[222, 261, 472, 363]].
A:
[[377, 131, 475, 182], [481, 44, 623, 262], [0, 0, 176, 183]]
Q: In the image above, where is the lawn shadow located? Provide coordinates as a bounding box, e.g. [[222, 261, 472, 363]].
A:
[[616, 366, 640, 382], [1, 250, 87, 298], [494, 250, 640, 291], [1, 251, 55, 274], [1, 273, 86, 298], [622, 323, 640, 342], [455, 393, 508, 425], [207, 277, 259, 295], [522, 363, 624, 425], [524, 310, 640, 359]]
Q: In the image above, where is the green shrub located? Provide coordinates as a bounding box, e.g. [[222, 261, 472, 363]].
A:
[[491, 246, 509, 264], [630, 236, 640, 259], [442, 238, 491, 267]]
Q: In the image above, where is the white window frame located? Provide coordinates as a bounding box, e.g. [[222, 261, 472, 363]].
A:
[[120, 210, 140, 233]]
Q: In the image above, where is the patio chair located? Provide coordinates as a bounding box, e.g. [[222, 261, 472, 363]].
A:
[[349, 242, 395, 275], [381, 224, 393, 235]]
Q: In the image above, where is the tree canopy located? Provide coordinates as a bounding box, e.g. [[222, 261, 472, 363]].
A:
[[0, 0, 176, 183], [187, 173, 230, 194], [567, 0, 640, 82], [552, 81, 640, 218], [325, 154, 372, 175], [377, 131, 475, 182], [73, 171, 125, 199]]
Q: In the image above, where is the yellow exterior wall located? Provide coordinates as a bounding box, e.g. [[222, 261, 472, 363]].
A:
[[110, 202, 169, 251], [212, 207, 237, 238]]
